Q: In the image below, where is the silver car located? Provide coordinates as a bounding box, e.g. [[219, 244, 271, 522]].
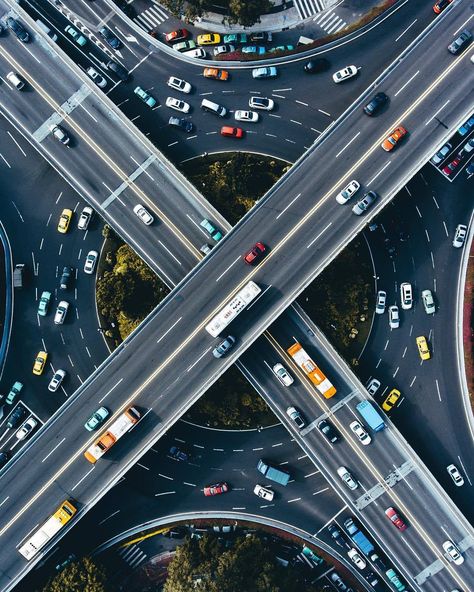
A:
[[421, 289, 435, 314], [272, 363, 293, 386], [337, 466, 358, 490], [375, 290, 386, 314], [54, 301, 69, 325], [48, 369, 66, 392], [389, 305, 400, 329], [352, 191, 377, 215]]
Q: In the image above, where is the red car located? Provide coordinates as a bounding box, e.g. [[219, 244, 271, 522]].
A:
[[385, 507, 407, 531], [433, 0, 452, 14], [164, 29, 189, 43], [204, 482, 229, 496], [221, 126, 243, 138], [243, 242, 266, 265], [442, 156, 461, 176]]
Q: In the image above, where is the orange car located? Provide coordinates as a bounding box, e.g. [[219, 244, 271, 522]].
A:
[[381, 126, 407, 152], [221, 126, 243, 138], [433, 0, 452, 14], [203, 67, 229, 81]]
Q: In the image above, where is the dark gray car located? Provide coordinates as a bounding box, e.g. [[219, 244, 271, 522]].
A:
[[7, 17, 29, 42], [448, 29, 472, 54], [352, 191, 378, 216]]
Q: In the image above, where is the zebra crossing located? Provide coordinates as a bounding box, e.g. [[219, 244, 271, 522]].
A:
[[117, 543, 148, 569], [312, 9, 347, 35], [292, 0, 328, 20], [134, 1, 169, 32]]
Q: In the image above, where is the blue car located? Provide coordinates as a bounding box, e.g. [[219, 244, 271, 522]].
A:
[[242, 45, 266, 55], [252, 66, 278, 79], [458, 116, 474, 136], [169, 446, 190, 461], [223, 33, 247, 44]]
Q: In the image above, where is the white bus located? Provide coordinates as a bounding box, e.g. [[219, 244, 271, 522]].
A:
[[205, 281, 261, 337], [18, 500, 77, 560]]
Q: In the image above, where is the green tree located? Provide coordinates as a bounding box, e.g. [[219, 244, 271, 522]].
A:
[[42, 557, 109, 592], [226, 0, 272, 26]]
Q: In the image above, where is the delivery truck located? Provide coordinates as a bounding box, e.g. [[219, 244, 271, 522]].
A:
[[257, 459, 290, 486]]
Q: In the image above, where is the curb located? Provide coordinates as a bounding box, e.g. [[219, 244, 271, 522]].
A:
[[0, 222, 14, 382]]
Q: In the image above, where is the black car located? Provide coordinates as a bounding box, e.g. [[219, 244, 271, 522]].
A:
[[466, 161, 474, 177], [7, 405, 27, 429], [363, 92, 388, 116], [107, 60, 129, 81], [303, 58, 330, 74], [7, 17, 29, 43], [0, 451, 9, 469], [168, 116, 193, 133], [317, 419, 340, 443], [100, 26, 122, 49], [60, 266, 73, 290], [169, 446, 190, 461], [328, 524, 347, 548]]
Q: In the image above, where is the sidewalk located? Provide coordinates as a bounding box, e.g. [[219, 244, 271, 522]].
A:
[[190, 0, 394, 40]]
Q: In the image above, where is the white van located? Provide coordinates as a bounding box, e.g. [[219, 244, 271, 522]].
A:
[[201, 98, 227, 117], [36, 19, 58, 42]]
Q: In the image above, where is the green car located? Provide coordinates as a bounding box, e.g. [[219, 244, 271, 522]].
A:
[[174, 40, 196, 52], [134, 86, 157, 108], [6, 381, 23, 405], [38, 291, 52, 316], [84, 406, 110, 431]]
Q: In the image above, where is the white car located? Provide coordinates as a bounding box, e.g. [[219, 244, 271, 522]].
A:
[[254, 484, 274, 501], [347, 548, 366, 570], [336, 180, 360, 204], [183, 48, 207, 58], [349, 420, 371, 445], [6, 71, 25, 90], [167, 76, 192, 94], [453, 224, 467, 248], [430, 142, 452, 164], [389, 305, 400, 329], [366, 378, 380, 396], [235, 110, 259, 123], [442, 540, 464, 565], [336, 466, 358, 490], [78, 206, 93, 230], [421, 289, 435, 314], [332, 65, 358, 83], [446, 464, 464, 487], [54, 301, 69, 325], [133, 204, 154, 225], [248, 96, 274, 111], [86, 67, 107, 88], [165, 97, 191, 113], [50, 124, 70, 145], [48, 369, 66, 392], [16, 418, 38, 440], [213, 44, 235, 56], [84, 250, 98, 274], [272, 363, 294, 386], [375, 290, 386, 314], [400, 282, 413, 310]]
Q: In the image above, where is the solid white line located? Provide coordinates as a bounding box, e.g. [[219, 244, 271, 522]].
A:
[[41, 438, 66, 463], [158, 473, 173, 480], [186, 348, 211, 373], [215, 256, 240, 282], [154, 491, 176, 496], [335, 132, 360, 158], [314, 505, 348, 534], [0, 497, 9, 508], [137, 463, 149, 470], [98, 510, 120, 525], [394, 70, 419, 97], [157, 317, 183, 344], [435, 379, 441, 402], [457, 456, 472, 486], [71, 467, 95, 491]]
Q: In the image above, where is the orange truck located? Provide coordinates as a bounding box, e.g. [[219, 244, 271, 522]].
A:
[[84, 407, 141, 463], [286, 342, 336, 398]]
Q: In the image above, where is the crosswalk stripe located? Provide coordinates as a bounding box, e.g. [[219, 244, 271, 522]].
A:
[[326, 17, 343, 34], [134, 2, 169, 31]]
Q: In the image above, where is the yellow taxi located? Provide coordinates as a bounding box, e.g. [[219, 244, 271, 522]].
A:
[[416, 336, 431, 360], [57, 208, 73, 233], [382, 388, 401, 412], [197, 33, 221, 46], [33, 350, 48, 375]]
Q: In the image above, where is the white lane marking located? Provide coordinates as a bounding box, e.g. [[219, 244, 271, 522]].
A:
[[41, 438, 66, 463], [314, 505, 348, 535], [98, 378, 124, 403], [443, 221, 449, 237], [290, 119, 302, 125], [215, 256, 241, 282], [137, 463, 149, 470], [384, 340, 389, 351], [287, 497, 301, 503], [7, 132, 27, 156], [233, 448, 244, 452], [285, 138, 296, 144], [71, 467, 95, 491], [276, 193, 302, 219], [367, 161, 391, 185], [271, 94, 285, 99], [402, 346, 407, 358], [394, 70, 419, 97], [393, 366, 399, 378], [295, 100, 308, 106], [318, 109, 331, 117], [430, 252, 435, 269], [452, 13, 474, 36], [425, 99, 450, 126], [98, 510, 120, 525], [0, 497, 9, 508], [273, 87, 292, 92], [271, 442, 283, 447], [183, 482, 196, 487], [158, 473, 173, 480], [425, 229, 430, 243], [415, 205, 422, 218], [409, 376, 416, 387], [186, 348, 212, 372], [395, 19, 418, 42], [311, 127, 322, 133], [154, 491, 176, 496], [305, 471, 319, 478], [268, 113, 281, 118], [457, 456, 472, 486], [156, 317, 183, 344], [306, 222, 332, 249], [335, 132, 360, 158], [435, 379, 441, 402], [253, 447, 263, 451], [11, 202, 24, 222], [313, 487, 330, 495], [157, 240, 182, 265]]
